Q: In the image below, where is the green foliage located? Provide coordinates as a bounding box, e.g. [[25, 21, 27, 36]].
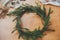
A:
[[8, 3, 54, 40]]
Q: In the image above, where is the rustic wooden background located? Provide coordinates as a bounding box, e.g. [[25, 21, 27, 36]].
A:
[[0, 0, 60, 40]]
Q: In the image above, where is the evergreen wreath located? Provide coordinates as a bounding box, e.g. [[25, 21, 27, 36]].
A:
[[8, 3, 55, 40]]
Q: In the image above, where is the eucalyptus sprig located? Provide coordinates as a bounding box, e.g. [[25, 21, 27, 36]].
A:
[[8, 3, 55, 40]]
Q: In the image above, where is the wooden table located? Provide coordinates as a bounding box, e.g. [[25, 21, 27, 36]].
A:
[[38, 1, 60, 40], [0, 0, 60, 40]]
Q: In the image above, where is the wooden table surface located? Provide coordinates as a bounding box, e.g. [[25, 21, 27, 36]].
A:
[[0, 0, 60, 40]]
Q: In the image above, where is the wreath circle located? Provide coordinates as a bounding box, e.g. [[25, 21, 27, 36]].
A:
[[8, 3, 54, 40]]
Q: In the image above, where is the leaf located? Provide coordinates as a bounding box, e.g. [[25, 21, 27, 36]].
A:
[[47, 7, 53, 17], [12, 28, 17, 33], [18, 34, 21, 39], [41, 16, 50, 33], [13, 17, 17, 22], [43, 5, 46, 18], [46, 29, 55, 32]]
